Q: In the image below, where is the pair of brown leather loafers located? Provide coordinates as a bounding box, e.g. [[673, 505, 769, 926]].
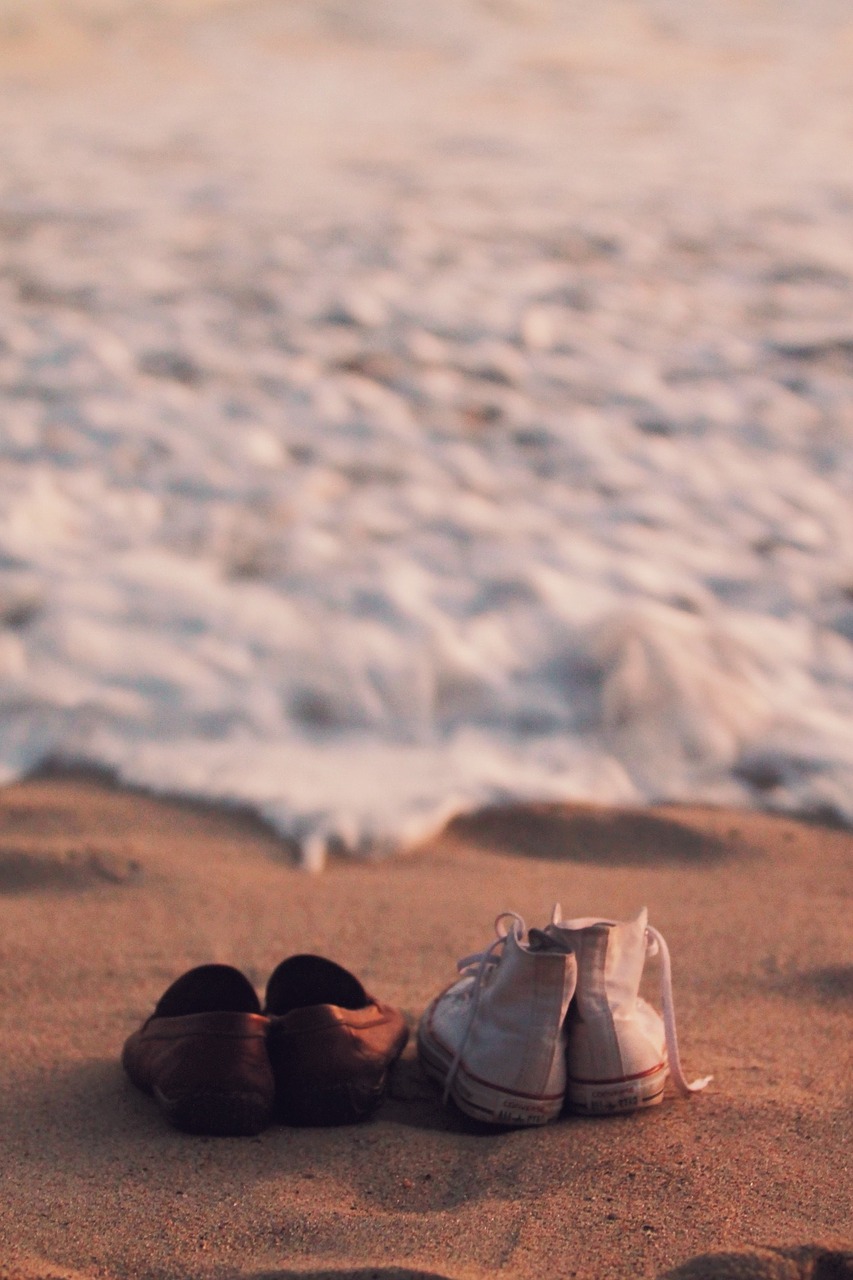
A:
[[122, 955, 409, 1136]]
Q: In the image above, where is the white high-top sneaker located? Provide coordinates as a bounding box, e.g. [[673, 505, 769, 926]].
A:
[[417, 913, 577, 1126], [545, 907, 711, 1115]]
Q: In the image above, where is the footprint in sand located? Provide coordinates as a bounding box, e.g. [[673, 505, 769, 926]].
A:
[[0, 846, 141, 894], [445, 804, 732, 866], [763, 964, 853, 1004], [660, 1243, 853, 1279]]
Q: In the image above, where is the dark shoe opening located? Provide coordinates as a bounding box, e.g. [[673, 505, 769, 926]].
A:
[[265, 954, 369, 1015], [154, 964, 261, 1017]]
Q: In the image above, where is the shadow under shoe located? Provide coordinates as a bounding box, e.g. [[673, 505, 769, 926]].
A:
[[264, 954, 409, 1126], [122, 964, 274, 1136]]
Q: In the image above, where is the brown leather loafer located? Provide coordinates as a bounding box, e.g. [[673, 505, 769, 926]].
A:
[[122, 964, 275, 1136], [264, 955, 409, 1126]]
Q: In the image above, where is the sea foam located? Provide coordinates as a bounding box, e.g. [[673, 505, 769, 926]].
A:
[[1, 1, 851, 864]]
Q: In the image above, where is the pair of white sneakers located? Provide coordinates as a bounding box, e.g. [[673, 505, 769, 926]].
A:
[[418, 907, 711, 1126]]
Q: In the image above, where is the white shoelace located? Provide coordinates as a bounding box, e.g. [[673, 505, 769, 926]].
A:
[[644, 925, 712, 1095], [441, 911, 525, 1103]]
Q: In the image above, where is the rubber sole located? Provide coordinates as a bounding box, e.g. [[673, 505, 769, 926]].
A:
[[154, 1086, 272, 1136], [276, 1076, 388, 1126], [418, 1025, 564, 1127], [565, 1061, 668, 1115]]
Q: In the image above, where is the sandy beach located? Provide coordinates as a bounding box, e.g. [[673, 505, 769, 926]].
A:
[[0, 770, 850, 1279]]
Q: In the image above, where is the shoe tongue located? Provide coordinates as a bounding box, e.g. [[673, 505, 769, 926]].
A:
[[265, 954, 369, 1015], [528, 927, 575, 954], [155, 964, 261, 1017]]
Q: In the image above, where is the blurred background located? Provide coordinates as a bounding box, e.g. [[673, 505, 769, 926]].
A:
[[1, 0, 852, 863]]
